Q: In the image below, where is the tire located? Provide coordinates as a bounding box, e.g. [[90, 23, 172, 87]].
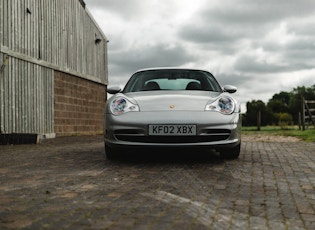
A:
[[105, 145, 119, 160], [219, 143, 241, 160]]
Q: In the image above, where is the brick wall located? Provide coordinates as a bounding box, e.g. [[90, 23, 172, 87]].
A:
[[54, 71, 106, 136]]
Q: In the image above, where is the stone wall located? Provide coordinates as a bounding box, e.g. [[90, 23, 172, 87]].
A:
[[54, 71, 106, 136]]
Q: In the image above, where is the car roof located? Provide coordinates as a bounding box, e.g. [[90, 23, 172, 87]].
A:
[[134, 67, 210, 73]]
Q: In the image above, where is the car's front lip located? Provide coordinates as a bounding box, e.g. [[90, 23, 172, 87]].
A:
[[105, 111, 241, 149]]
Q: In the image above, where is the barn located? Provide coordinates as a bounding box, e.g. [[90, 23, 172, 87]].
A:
[[0, 0, 108, 144]]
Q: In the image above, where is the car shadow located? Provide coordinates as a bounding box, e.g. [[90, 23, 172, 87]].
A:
[[106, 148, 226, 164]]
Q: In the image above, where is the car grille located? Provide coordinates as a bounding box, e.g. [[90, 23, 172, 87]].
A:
[[114, 129, 231, 143]]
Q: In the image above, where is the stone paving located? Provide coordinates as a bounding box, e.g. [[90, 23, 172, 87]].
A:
[[0, 135, 315, 229]]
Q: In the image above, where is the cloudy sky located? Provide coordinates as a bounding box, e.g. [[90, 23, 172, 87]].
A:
[[85, 0, 315, 110]]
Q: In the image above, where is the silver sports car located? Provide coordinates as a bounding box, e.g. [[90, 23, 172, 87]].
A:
[[105, 68, 241, 159]]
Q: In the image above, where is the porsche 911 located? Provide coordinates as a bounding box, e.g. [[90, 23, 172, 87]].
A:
[[105, 68, 241, 160]]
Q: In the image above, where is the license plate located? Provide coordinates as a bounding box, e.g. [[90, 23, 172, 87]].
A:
[[149, 125, 196, 136]]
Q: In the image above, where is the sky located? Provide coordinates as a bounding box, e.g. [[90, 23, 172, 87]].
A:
[[85, 0, 315, 111]]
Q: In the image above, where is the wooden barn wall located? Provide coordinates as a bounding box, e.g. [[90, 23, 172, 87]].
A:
[[0, 53, 54, 134], [0, 0, 107, 135], [0, 0, 108, 84]]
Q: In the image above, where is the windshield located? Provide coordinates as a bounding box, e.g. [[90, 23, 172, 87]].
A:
[[123, 69, 223, 93]]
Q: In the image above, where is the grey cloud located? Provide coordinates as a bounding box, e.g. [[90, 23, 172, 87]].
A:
[[283, 39, 315, 69], [108, 43, 194, 79], [250, 37, 315, 72], [178, 24, 241, 44], [285, 38, 315, 52], [299, 77, 315, 88], [234, 55, 293, 74], [287, 22, 315, 37], [179, 0, 315, 46], [200, 0, 315, 24], [214, 73, 253, 87], [86, 0, 145, 19]]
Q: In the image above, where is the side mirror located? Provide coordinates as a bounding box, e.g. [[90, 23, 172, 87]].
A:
[[223, 85, 237, 93], [107, 86, 122, 94]]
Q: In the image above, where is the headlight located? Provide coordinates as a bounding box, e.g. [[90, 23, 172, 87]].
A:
[[110, 97, 139, 115], [205, 96, 235, 115]]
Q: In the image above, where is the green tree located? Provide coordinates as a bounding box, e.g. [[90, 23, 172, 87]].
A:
[[267, 91, 290, 114], [244, 100, 275, 126], [244, 84, 315, 126]]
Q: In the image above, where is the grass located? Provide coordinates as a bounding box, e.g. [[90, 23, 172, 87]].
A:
[[242, 126, 315, 142]]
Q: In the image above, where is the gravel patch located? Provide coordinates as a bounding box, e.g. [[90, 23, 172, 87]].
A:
[[242, 134, 301, 142]]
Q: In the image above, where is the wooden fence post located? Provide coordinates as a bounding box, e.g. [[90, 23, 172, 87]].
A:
[[257, 110, 261, 131], [302, 97, 305, 131]]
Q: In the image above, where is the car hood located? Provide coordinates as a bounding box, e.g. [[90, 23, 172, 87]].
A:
[[124, 91, 222, 112]]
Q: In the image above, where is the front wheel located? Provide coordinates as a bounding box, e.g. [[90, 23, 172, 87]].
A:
[[105, 145, 119, 160], [219, 143, 241, 159]]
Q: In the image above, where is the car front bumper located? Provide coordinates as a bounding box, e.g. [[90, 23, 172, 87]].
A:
[[105, 111, 241, 149]]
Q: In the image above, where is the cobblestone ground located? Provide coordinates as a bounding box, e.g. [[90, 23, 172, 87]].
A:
[[0, 135, 315, 229]]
